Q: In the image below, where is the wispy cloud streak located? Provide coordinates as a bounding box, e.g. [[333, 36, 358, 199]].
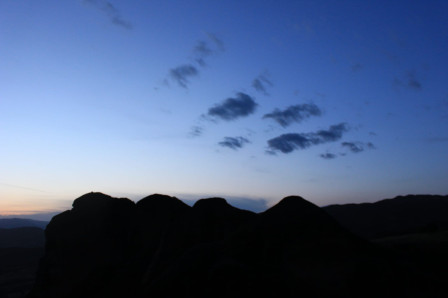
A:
[[394, 70, 422, 90], [263, 103, 322, 127], [85, 0, 132, 30], [193, 34, 224, 66], [167, 33, 224, 88], [219, 137, 250, 150], [341, 141, 375, 153], [169, 65, 199, 88], [320, 153, 337, 159], [252, 73, 273, 95], [189, 125, 204, 137]]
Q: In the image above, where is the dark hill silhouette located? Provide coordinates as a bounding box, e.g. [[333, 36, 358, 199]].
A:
[[137, 193, 190, 211], [0, 228, 45, 298], [0, 247, 44, 298], [0, 227, 44, 248], [323, 194, 448, 295], [324, 194, 448, 239], [0, 218, 48, 229], [28, 193, 444, 298]]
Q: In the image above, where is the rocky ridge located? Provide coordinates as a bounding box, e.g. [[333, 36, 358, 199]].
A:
[[28, 193, 443, 298]]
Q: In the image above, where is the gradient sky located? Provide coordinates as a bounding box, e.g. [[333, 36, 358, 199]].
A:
[[1, 0, 448, 216]]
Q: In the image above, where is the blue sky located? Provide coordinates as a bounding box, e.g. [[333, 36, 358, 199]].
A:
[[1, 0, 448, 216]]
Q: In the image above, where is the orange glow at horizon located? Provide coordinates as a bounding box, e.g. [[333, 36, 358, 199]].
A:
[[0, 202, 65, 216], [0, 190, 71, 216]]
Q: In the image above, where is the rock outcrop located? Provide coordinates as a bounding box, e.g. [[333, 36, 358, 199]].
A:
[[28, 193, 439, 297]]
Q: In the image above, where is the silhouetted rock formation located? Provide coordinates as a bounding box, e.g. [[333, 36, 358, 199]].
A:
[[28, 193, 444, 298], [324, 195, 448, 239]]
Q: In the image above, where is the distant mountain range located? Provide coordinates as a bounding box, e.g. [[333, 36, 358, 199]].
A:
[[0, 211, 60, 221], [324, 194, 448, 239], [0, 218, 48, 229], [25, 192, 448, 298]]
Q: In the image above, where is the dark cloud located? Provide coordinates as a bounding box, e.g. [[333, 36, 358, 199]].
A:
[[341, 141, 375, 153], [252, 74, 273, 95], [219, 137, 250, 150], [267, 133, 310, 154], [341, 142, 364, 153], [263, 103, 322, 127], [194, 41, 213, 57], [266, 123, 349, 154], [85, 0, 132, 30], [189, 126, 204, 137], [194, 41, 212, 66], [315, 123, 348, 142], [169, 64, 199, 88], [193, 33, 225, 67], [320, 153, 337, 159], [168, 33, 224, 88], [207, 93, 257, 121], [394, 71, 422, 90], [206, 33, 225, 51]]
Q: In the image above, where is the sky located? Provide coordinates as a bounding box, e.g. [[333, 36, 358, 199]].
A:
[[1, 0, 448, 217]]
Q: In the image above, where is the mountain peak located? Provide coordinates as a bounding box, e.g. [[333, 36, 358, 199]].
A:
[[74, 191, 112, 201], [136, 194, 190, 212], [72, 192, 112, 208], [72, 192, 134, 212], [193, 197, 230, 209], [263, 195, 320, 217], [260, 196, 344, 236], [30, 192, 442, 298]]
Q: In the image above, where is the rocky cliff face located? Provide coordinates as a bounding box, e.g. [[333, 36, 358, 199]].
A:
[[28, 193, 436, 298]]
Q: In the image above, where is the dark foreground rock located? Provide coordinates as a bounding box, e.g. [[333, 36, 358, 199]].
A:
[[28, 193, 445, 297]]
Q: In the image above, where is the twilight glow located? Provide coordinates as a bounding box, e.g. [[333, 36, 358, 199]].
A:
[[1, 0, 447, 217]]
